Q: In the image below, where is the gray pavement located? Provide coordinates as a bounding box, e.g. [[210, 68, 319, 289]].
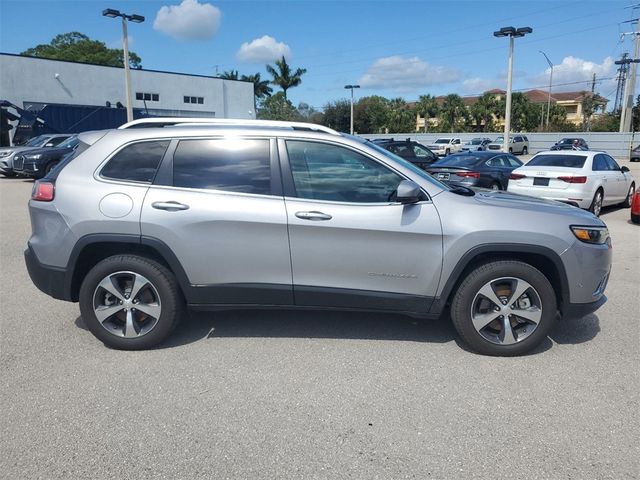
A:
[[1, 171, 639, 480]]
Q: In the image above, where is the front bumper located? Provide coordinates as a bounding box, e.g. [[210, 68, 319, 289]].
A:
[[24, 244, 72, 301], [562, 295, 607, 319]]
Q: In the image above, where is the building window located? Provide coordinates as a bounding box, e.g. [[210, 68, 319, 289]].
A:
[[184, 96, 205, 104], [197, 97, 204, 104], [135, 92, 160, 102]]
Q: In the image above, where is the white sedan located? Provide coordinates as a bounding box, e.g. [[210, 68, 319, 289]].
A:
[[507, 150, 636, 216]]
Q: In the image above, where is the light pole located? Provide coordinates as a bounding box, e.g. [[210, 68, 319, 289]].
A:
[[102, 8, 145, 123], [494, 26, 532, 153], [344, 84, 360, 134], [540, 50, 553, 129]]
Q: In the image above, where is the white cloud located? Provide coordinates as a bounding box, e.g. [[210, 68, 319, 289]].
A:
[[359, 56, 459, 92], [461, 77, 498, 94], [153, 0, 221, 41], [236, 35, 291, 63], [531, 56, 616, 93]]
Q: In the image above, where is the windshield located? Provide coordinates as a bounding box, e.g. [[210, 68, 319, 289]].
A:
[[527, 154, 587, 168], [466, 139, 483, 145], [434, 155, 482, 167], [493, 137, 504, 143], [363, 140, 450, 191], [56, 136, 79, 149], [24, 135, 49, 147], [434, 139, 451, 144]]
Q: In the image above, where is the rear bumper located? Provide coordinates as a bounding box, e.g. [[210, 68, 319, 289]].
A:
[[24, 244, 72, 301], [508, 185, 593, 209]]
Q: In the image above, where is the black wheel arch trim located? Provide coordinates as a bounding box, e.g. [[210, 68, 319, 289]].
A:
[[429, 243, 570, 315]]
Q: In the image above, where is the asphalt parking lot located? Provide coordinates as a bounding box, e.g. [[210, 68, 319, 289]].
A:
[[1, 171, 638, 480]]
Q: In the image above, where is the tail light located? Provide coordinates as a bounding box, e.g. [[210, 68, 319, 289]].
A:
[[457, 171, 480, 178], [510, 173, 526, 180], [32, 181, 55, 201], [557, 176, 587, 184]]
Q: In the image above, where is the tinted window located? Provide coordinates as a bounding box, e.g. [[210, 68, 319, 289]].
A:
[[592, 154, 608, 171], [173, 138, 270, 194], [412, 144, 435, 159], [527, 154, 587, 168], [388, 144, 415, 160], [44, 136, 70, 147], [505, 155, 523, 168], [434, 154, 483, 167], [286, 140, 403, 203], [604, 155, 620, 171], [101, 141, 169, 183]]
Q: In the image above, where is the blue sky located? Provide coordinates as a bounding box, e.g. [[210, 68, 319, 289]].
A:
[[0, 0, 635, 110]]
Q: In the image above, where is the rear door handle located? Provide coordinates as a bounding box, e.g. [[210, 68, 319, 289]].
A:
[[152, 201, 190, 211], [295, 211, 332, 221]]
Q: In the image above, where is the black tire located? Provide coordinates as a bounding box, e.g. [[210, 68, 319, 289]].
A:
[[489, 181, 501, 191], [79, 255, 183, 350], [589, 189, 604, 216], [509, 147, 513, 153], [522, 146, 528, 155], [450, 260, 557, 356], [2, 172, 17, 178], [44, 161, 58, 176], [621, 183, 635, 208]]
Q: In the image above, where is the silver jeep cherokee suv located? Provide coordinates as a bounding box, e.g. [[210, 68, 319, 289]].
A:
[[24, 119, 611, 356]]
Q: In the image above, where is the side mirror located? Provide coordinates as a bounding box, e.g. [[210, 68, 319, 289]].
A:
[[395, 180, 422, 204], [621, 166, 630, 173]]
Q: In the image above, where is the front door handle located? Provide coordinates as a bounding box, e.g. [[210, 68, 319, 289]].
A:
[[295, 211, 332, 221], [152, 201, 190, 212]]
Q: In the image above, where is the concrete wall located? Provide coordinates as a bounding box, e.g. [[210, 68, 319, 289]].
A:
[[364, 131, 638, 161], [0, 53, 256, 120]]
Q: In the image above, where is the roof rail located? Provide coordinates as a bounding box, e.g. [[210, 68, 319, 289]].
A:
[[118, 117, 340, 136]]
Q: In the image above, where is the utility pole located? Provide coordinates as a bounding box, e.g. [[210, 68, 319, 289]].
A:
[[620, 18, 640, 132], [614, 53, 629, 113], [591, 73, 596, 93]]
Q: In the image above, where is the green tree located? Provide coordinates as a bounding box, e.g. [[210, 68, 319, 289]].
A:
[[220, 70, 239, 80], [266, 56, 307, 100], [321, 100, 351, 132], [581, 94, 598, 131], [354, 96, 389, 134], [439, 94, 467, 133], [21, 32, 142, 68], [240, 73, 273, 99], [257, 92, 300, 121], [469, 93, 500, 132], [632, 95, 640, 131], [415, 94, 439, 132], [386, 98, 415, 133], [296, 102, 324, 124], [508, 93, 533, 132], [592, 112, 621, 132]]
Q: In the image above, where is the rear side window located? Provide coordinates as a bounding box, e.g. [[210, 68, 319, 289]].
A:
[[101, 140, 169, 183], [592, 154, 608, 171], [527, 154, 586, 168], [173, 138, 271, 194]]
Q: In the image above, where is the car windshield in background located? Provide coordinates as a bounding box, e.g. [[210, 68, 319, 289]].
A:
[[558, 139, 576, 144], [364, 140, 450, 191], [494, 137, 504, 142], [527, 154, 587, 168], [434, 139, 451, 144], [25, 135, 49, 147], [436, 155, 481, 167], [467, 139, 482, 145], [56, 136, 78, 149]]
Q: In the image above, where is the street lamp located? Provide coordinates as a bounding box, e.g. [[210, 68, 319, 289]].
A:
[[102, 8, 145, 122], [539, 50, 553, 129], [344, 84, 360, 135], [493, 26, 532, 152]]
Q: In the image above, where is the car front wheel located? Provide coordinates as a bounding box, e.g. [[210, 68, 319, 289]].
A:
[[450, 260, 557, 356], [79, 255, 183, 350], [621, 183, 635, 208], [589, 189, 603, 216]]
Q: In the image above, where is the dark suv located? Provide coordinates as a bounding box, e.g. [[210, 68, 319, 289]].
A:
[[13, 136, 79, 179], [370, 138, 438, 169], [551, 138, 589, 151]]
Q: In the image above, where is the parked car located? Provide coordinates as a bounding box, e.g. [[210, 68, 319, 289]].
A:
[[25, 118, 611, 356], [427, 137, 462, 156], [13, 135, 79, 179], [461, 137, 492, 152], [508, 150, 636, 216], [0, 134, 72, 177], [550, 138, 589, 151], [369, 138, 438, 169], [630, 145, 640, 162], [426, 151, 523, 190], [487, 135, 529, 154]]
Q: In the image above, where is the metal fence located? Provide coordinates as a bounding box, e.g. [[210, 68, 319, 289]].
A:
[[363, 131, 638, 161]]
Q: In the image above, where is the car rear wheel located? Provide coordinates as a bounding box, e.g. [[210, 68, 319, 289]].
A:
[[621, 183, 635, 208], [489, 182, 501, 191], [79, 255, 183, 350], [589, 189, 603, 216], [450, 260, 557, 356]]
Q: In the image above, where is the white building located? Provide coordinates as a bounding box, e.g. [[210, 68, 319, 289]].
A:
[[0, 53, 256, 141]]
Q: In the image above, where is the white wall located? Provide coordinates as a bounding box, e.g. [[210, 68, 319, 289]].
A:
[[0, 53, 255, 119]]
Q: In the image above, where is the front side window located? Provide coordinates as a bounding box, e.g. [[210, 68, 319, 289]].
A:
[[101, 140, 170, 183], [173, 138, 271, 195], [286, 140, 403, 203], [412, 144, 433, 159]]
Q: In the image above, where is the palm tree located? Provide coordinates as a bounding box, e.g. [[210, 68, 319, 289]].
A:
[[266, 56, 307, 100], [240, 73, 273, 99], [415, 94, 439, 132], [219, 70, 238, 80], [469, 92, 499, 132], [439, 94, 467, 133]]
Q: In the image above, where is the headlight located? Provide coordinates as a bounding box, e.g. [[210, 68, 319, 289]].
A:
[[0, 151, 12, 157], [570, 226, 610, 245], [24, 154, 42, 160]]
